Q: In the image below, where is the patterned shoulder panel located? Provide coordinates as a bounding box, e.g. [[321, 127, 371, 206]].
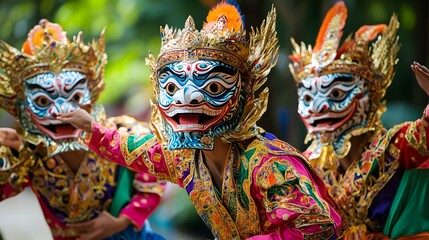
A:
[[239, 131, 305, 158], [265, 137, 304, 157], [253, 132, 311, 168]]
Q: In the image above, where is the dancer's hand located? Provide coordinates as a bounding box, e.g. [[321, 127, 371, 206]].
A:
[[411, 61, 429, 97], [0, 128, 22, 150], [68, 211, 131, 240], [57, 108, 94, 133]]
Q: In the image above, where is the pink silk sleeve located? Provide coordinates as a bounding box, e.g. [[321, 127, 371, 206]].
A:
[[87, 121, 171, 180], [118, 171, 166, 230], [87, 122, 170, 229], [250, 155, 341, 239]]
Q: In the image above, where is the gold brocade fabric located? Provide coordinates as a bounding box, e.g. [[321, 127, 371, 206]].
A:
[[312, 117, 429, 238], [32, 151, 117, 224], [0, 114, 151, 238], [150, 134, 339, 239]]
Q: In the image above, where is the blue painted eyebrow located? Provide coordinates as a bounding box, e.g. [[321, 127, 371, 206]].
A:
[[65, 78, 87, 92]]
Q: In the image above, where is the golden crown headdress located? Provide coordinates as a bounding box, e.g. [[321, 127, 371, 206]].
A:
[[289, 1, 399, 126], [147, 1, 279, 142], [0, 19, 107, 118]]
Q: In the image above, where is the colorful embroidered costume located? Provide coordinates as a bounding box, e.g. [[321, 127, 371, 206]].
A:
[[0, 20, 165, 240], [289, 1, 429, 239], [75, 1, 343, 239]]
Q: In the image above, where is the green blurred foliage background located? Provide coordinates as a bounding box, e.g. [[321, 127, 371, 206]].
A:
[[0, 0, 428, 148], [0, 0, 427, 239]]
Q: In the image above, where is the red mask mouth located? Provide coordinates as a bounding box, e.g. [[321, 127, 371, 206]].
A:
[[35, 122, 80, 140], [302, 99, 357, 133], [159, 103, 230, 132], [27, 108, 80, 140]]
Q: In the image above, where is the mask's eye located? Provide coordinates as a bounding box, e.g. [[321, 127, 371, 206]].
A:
[[34, 96, 51, 108], [329, 89, 347, 99], [303, 94, 313, 104], [204, 82, 225, 95], [71, 94, 82, 103], [197, 62, 209, 69], [165, 82, 178, 95]]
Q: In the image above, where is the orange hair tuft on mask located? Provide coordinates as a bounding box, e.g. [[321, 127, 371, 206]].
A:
[[22, 19, 67, 55], [203, 0, 243, 32]]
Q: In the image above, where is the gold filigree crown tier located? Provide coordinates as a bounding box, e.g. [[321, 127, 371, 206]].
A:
[[0, 19, 107, 118], [294, 61, 384, 85], [289, 1, 399, 89], [150, 4, 279, 96], [157, 16, 249, 73]]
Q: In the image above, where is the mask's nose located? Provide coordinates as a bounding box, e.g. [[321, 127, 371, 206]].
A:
[[173, 85, 203, 105], [49, 101, 79, 117], [308, 98, 329, 114]]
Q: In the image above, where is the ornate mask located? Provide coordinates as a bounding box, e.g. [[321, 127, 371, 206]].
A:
[[157, 59, 244, 149], [0, 20, 106, 156], [297, 73, 370, 156], [147, 1, 279, 150], [289, 1, 399, 159]]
